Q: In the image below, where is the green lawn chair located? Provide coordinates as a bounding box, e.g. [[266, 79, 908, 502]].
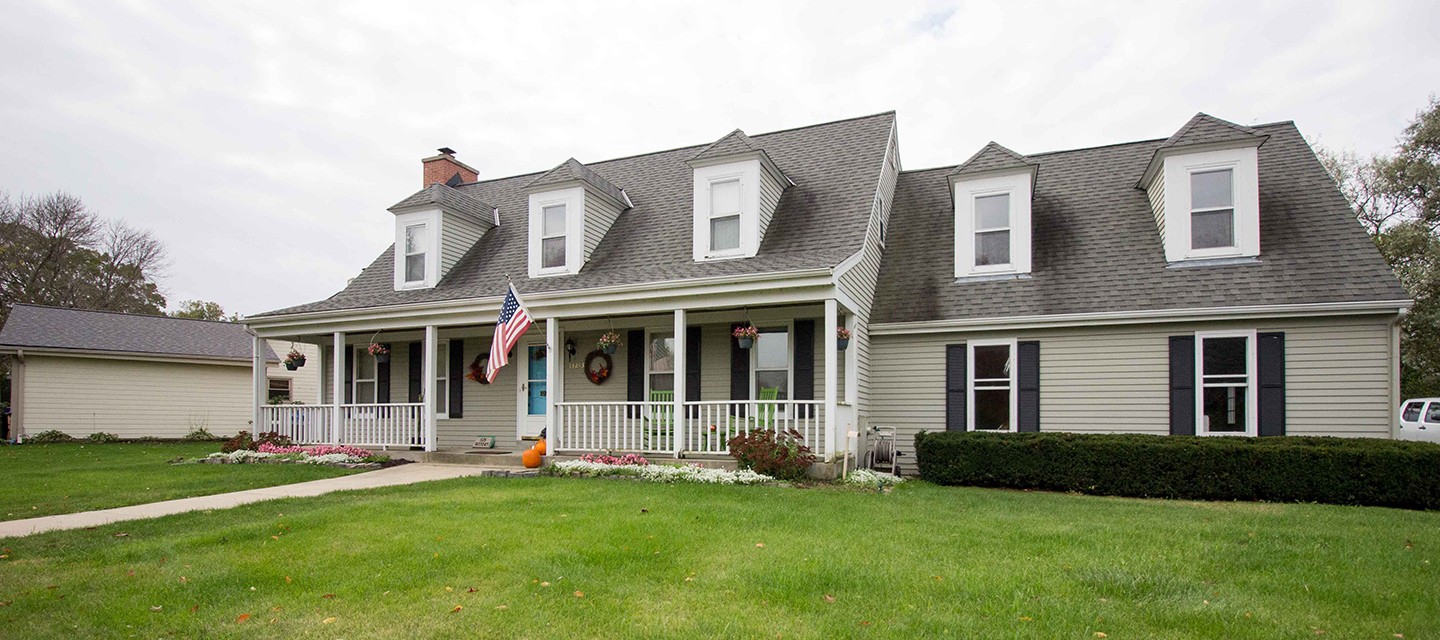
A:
[[755, 386, 780, 429], [647, 390, 674, 450]]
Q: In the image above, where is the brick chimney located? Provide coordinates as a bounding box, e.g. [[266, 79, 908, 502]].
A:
[[421, 147, 479, 186]]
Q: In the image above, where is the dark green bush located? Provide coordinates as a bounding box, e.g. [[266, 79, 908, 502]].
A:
[[85, 432, 121, 443], [914, 431, 1440, 510], [27, 430, 73, 443]]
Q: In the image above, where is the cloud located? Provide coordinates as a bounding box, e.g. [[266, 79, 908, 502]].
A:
[[1, 0, 1436, 316]]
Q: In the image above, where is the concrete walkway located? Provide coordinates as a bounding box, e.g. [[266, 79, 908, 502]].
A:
[[0, 463, 509, 538]]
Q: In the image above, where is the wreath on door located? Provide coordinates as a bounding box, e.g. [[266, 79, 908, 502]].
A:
[[585, 350, 613, 385], [465, 353, 491, 385]]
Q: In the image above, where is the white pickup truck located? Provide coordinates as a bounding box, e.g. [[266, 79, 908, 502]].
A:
[[1397, 398, 1440, 443]]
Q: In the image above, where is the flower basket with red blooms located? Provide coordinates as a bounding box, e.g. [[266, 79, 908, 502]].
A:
[[733, 325, 759, 349]]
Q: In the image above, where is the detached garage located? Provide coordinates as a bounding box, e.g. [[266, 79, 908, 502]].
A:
[[0, 304, 282, 441]]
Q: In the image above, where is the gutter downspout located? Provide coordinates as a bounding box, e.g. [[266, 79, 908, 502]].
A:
[[1392, 308, 1408, 439], [10, 349, 23, 443]]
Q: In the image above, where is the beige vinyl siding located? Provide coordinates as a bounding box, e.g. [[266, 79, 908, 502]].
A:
[[1147, 174, 1166, 244], [757, 170, 785, 239], [870, 314, 1399, 474], [18, 355, 252, 439], [264, 340, 321, 404], [440, 211, 488, 278], [582, 189, 625, 264]]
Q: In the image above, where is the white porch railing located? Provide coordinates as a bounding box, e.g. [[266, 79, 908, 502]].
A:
[[340, 403, 426, 448], [555, 400, 824, 457], [259, 405, 331, 444]]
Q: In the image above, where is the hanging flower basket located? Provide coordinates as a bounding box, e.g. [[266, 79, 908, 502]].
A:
[[283, 348, 307, 370], [597, 331, 622, 355], [836, 326, 852, 351], [368, 343, 390, 363], [733, 325, 759, 349]]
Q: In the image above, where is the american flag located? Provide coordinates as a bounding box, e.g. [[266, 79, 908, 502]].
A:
[[485, 284, 532, 383]]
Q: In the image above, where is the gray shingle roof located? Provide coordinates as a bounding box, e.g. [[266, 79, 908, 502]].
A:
[[0, 304, 274, 361], [525, 158, 629, 206], [948, 141, 1035, 178], [690, 129, 760, 162], [388, 183, 495, 222], [873, 122, 1408, 324], [1161, 113, 1265, 149], [255, 111, 895, 317]]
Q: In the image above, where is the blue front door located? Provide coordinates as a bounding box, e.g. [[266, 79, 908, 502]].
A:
[[527, 346, 547, 416]]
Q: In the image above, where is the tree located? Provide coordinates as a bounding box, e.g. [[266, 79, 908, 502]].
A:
[[170, 300, 241, 322], [1322, 96, 1440, 397]]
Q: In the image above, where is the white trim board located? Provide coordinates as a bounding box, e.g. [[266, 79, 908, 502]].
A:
[[868, 300, 1412, 335]]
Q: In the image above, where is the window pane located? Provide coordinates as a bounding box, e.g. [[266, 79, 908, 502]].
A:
[[436, 380, 448, 414], [356, 381, 376, 404], [975, 231, 1010, 266], [1426, 403, 1440, 424], [974, 389, 1010, 430], [650, 335, 674, 373], [1202, 337, 1247, 377], [710, 215, 740, 251], [1191, 210, 1234, 249], [649, 373, 674, 392], [711, 179, 741, 215], [756, 329, 788, 369], [974, 194, 1010, 230], [974, 344, 1011, 380], [755, 370, 789, 401], [1402, 402, 1423, 422], [1202, 386, 1247, 432], [542, 236, 566, 269], [542, 205, 566, 237], [1191, 169, 1233, 210], [357, 352, 376, 378], [405, 253, 425, 282], [405, 224, 427, 254], [437, 344, 449, 374]]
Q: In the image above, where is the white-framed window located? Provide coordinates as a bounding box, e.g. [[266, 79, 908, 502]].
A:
[[352, 346, 377, 404], [528, 187, 583, 277], [968, 339, 1017, 431], [707, 178, 743, 253], [436, 339, 450, 418], [267, 378, 292, 403], [540, 204, 567, 269], [751, 326, 792, 403], [953, 170, 1032, 278], [645, 332, 676, 398], [1195, 330, 1257, 436], [403, 223, 428, 283], [1189, 168, 1235, 251]]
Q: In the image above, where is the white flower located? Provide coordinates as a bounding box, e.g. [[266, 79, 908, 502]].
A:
[[550, 460, 773, 485], [843, 468, 905, 489]]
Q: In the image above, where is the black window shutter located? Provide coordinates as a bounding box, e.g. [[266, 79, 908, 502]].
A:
[[686, 326, 702, 413], [1017, 341, 1040, 432], [1257, 332, 1286, 436], [793, 320, 815, 418], [407, 342, 422, 403], [343, 346, 354, 404], [730, 323, 749, 416], [376, 344, 391, 403], [627, 329, 645, 417], [945, 343, 967, 431], [449, 339, 465, 418], [1169, 336, 1196, 435]]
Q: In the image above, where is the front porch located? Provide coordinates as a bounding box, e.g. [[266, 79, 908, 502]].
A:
[[250, 301, 862, 460]]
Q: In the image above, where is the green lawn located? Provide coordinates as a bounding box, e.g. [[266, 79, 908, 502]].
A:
[[0, 443, 363, 521], [0, 478, 1435, 638]]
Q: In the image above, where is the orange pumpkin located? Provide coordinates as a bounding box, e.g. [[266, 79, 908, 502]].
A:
[[534, 438, 547, 456], [521, 448, 542, 468]]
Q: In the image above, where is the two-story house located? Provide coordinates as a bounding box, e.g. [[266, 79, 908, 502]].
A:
[[244, 111, 1409, 470]]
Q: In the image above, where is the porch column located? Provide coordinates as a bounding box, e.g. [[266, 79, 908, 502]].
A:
[[251, 335, 266, 434], [545, 318, 559, 447], [423, 325, 438, 452], [824, 299, 839, 460], [672, 308, 687, 458], [331, 332, 344, 445], [844, 313, 859, 460]]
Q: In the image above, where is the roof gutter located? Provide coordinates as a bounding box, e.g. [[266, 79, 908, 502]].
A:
[[869, 299, 1413, 335], [0, 345, 271, 365]]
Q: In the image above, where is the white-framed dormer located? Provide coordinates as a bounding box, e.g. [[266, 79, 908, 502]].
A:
[[692, 160, 763, 261], [527, 186, 584, 278], [393, 208, 441, 290], [952, 170, 1033, 278], [1158, 146, 1261, 263]]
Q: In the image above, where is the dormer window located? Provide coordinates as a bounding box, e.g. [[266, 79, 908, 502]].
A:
[[541, 204, 568, 269], [403, 223, 429, 283], [948, 142, 1036, 279], [1190, 168, 1234, 251], [974, 193, 1012, 267], [708, 178, 742, 253]]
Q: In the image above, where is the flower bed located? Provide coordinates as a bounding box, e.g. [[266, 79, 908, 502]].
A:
[[546, 460, 774, 485], [843, 468, 905, 490], [578, 453, 649, 466], [199, 447, 389, 468], [258, 443, 373, 458]]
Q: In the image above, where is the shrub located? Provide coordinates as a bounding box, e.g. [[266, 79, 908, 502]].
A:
[[28, 430, 73, 443], [914, 431, 1440, 510], [254, 431, 293, 449], [85, 432, 121, 443], [727, 428, 816, 482], [135, 435, 162, 443], [182, 427, 219, 441], [220, 430, 254, 453]]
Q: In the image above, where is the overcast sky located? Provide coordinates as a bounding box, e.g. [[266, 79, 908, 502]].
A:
[[2, 1, 1437, 316]]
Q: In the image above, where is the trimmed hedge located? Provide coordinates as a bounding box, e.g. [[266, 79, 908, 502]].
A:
[[915, 431, 1440, 510]]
